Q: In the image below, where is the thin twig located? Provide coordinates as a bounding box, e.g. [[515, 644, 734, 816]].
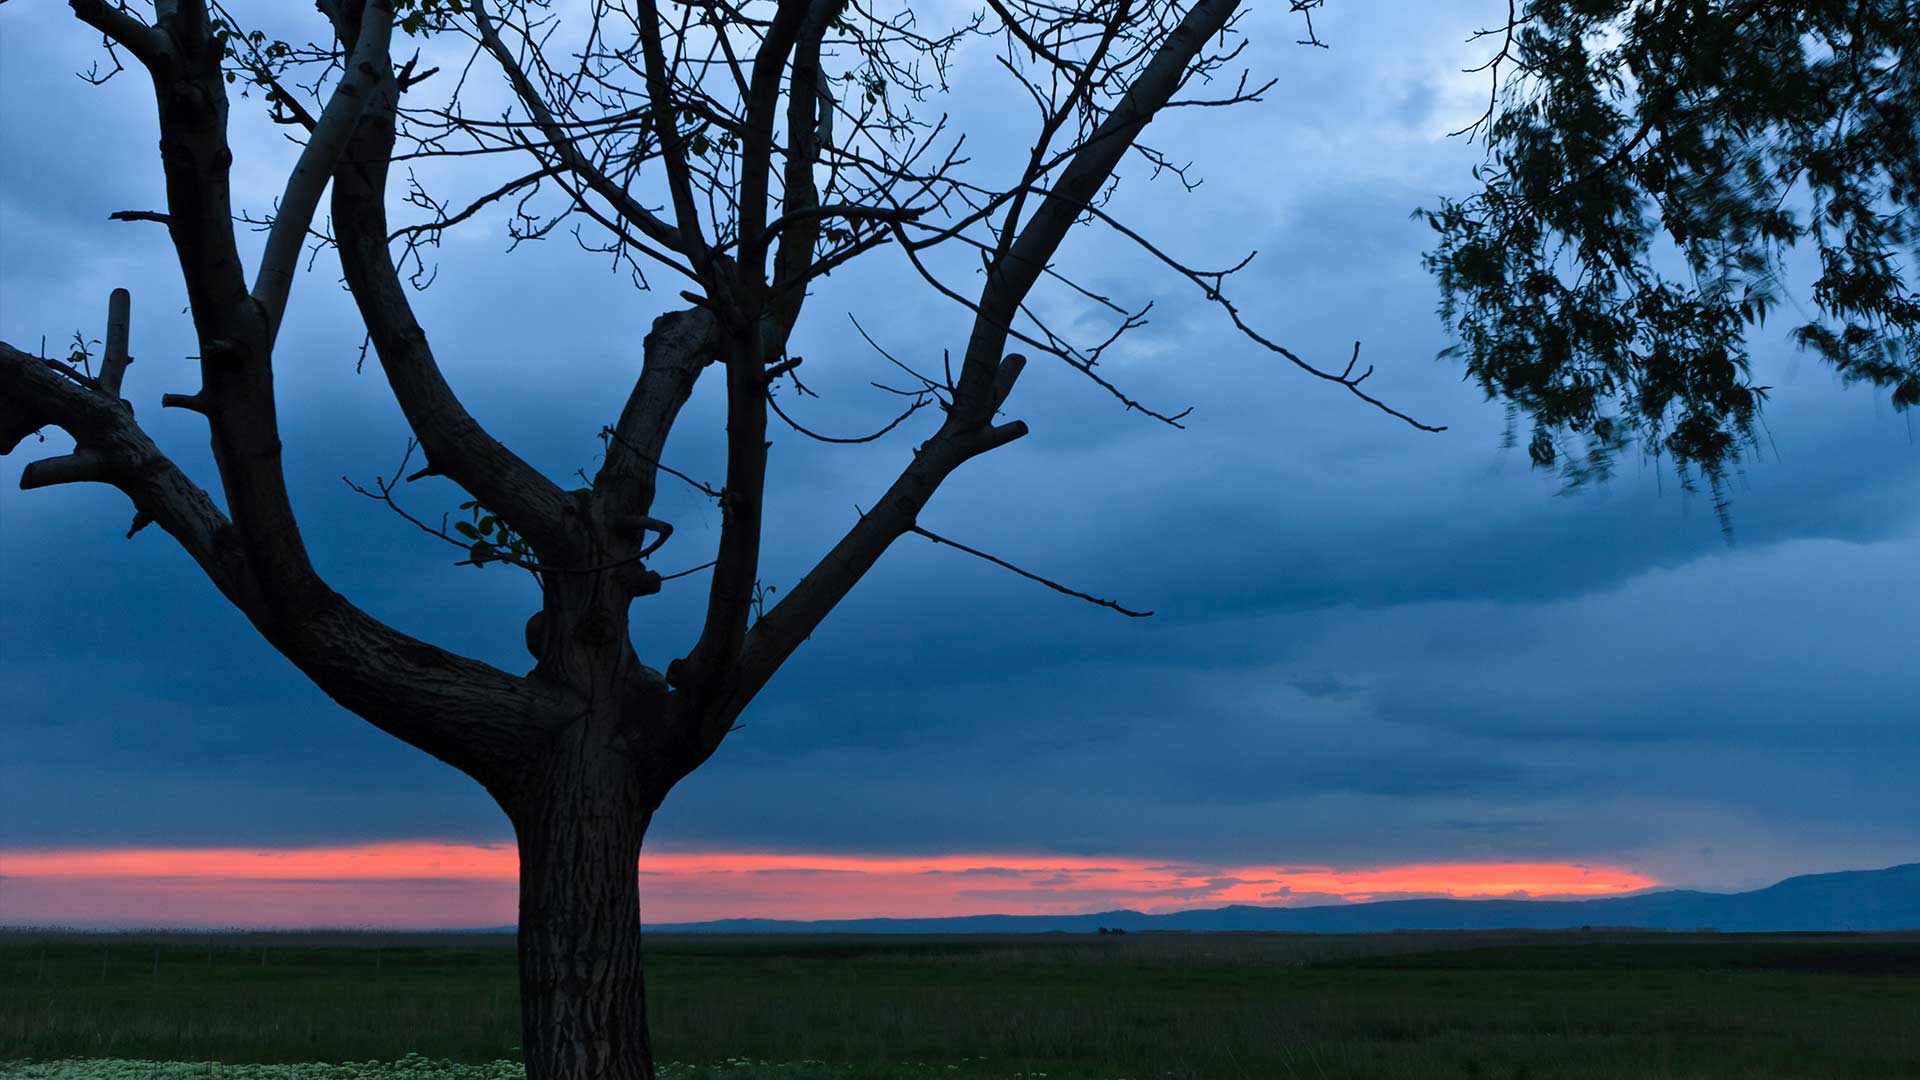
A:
[[908, 523, 1152, 617]]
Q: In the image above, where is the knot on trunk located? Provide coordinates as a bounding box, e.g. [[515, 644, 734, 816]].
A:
[[524, 609, 548, 659]]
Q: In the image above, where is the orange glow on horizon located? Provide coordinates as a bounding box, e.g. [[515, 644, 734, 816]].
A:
[[0, 842, 1660, 928]]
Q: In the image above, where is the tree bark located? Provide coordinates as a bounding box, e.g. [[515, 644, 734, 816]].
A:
[[509, 750, 656, 1080]]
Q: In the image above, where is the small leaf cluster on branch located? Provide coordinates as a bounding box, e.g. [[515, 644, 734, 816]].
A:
[[453, 500, 533, 568]]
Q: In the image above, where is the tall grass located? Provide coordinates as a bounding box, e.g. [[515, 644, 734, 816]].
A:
[[3, 931, 1916, 1079]]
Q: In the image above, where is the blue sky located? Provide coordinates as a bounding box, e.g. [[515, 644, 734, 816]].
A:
[[2, 0, 1915, 915]]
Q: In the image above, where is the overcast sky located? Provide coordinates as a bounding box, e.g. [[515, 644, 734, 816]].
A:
[[2, 1, 1915, 926]]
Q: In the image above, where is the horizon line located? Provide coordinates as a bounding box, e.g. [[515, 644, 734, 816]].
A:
[[4, 859, 1913, 933], [0, 842, 1667, 929]]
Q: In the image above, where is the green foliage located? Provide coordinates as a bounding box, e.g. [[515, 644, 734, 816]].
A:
[[392, 0, 467, 38], [453, 500, 532, 569], [63, 333, 96, 377], [1422, 0, 1920, 513]]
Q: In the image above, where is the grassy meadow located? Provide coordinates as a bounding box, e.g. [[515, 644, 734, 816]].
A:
[[2, 930, 1918, 1079]]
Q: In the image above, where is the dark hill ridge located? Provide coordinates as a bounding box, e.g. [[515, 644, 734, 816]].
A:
[[645, 862, 1920, 934]]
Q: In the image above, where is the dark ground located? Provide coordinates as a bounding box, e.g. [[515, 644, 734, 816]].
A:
[[2, 929, 1918, 1079]]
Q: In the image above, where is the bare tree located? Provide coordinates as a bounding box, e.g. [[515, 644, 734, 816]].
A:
[[0, 1, 1431, 1077]]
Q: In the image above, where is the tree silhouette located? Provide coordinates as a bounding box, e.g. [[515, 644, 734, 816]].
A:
[[0, 2, 1421, 1077], [1425, 0, 1918, 522]]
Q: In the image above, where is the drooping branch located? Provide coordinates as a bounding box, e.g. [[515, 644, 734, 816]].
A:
[[388, 165, 562, 246], [1451, 0, 1524, 140], [767, 381, 931, 444], [1060, 202, 1446, 431]]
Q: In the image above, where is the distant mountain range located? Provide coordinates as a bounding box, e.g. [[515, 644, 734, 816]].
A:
[[646, 863, 1920, 935]]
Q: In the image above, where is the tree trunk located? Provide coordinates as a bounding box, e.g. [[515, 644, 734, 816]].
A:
[[512, 762, 656, 1080]]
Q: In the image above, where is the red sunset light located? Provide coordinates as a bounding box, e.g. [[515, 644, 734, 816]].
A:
[[0, 843, 1659, 929]]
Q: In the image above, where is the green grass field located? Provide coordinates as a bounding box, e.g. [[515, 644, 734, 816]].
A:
[[3, 931, 1917, 1079]]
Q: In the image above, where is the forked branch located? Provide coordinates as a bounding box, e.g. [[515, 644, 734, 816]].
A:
[[3, 296, 570, 782], [252, 0, 395, 344], [706, 1, 1249, 752]]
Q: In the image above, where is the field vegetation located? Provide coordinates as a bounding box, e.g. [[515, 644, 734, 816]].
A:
[[2, 931, 1917, 1079]]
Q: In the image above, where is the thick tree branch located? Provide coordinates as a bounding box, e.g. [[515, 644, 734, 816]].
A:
[[330, 17, 584, 563], [736, 0, 813, 273], [955, 0, 1243, 423], [633, 0, 713, 265], [63, 2, 574, 772], [767, 1, 848, 332], [69, 0, 169, 67], [125, 0, 329, 612], [668, 1, 857, 708], [98, 287, 133, 396], [251, 0, 394, 344], [594, 308, 715, 529], [2, 340, 257, 609], [687, 399, 1025, 761], [1, 337, 562, 781], [672, 324, 772, 698], [19, 448, 114, 490]]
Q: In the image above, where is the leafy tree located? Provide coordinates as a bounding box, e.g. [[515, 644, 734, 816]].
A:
[[0, 2, 1417, 1077], [1424, 0, 1919, 519]]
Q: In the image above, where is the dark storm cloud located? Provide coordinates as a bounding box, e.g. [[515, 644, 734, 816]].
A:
[[3, 1, 1915, 897]]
